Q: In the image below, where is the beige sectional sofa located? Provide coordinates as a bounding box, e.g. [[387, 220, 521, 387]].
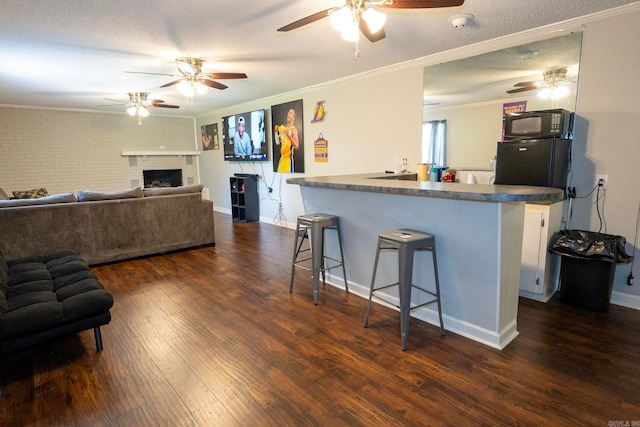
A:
[[0, 185, 215, 265]]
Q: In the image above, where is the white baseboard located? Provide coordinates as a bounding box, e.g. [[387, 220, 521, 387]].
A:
[[610, 291, 640, 310], [327, 276, 516, 350]]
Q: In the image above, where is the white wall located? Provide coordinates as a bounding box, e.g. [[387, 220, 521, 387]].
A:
[[425, 101, 504, 169], [570, 8, 640, 306], [0, 107, 198, 194], [196, 66, 424, 228]]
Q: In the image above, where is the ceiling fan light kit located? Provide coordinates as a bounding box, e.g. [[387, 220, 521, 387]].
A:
[[177, 79, 208, 97], [330, 6, 352, 32], [127, 92, 152, 125], [112, 92, 180, 125], [538, 85, 569, 100], [330, 2, 386, 42], [362, 7, 386, 33], [127, 105, 148, 117]]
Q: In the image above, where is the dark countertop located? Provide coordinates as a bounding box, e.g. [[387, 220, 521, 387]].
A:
[[287, 173, 565, 204]]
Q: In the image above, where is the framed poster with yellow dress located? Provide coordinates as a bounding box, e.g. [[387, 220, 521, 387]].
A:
[[271, 99, 304, 173]]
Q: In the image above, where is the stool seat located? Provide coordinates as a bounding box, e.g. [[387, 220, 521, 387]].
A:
[[290, 213, 349, 304], [364, 228, 444, 350]]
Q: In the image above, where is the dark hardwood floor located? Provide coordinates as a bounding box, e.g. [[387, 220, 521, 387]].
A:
[[2, 211, 639, 426]]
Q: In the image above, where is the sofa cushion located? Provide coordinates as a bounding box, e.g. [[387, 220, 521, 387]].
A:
[[0, 244, 8, 287], [2, 301, 64, 336], [0, 267, 7, 290], [0, 293, 7, 316], [143, 184, 204, 197], [12, 188, 49, 199], [44, 250, 83, 267], [0, 250, 114, 340], [0, 244, 7, 315], [7, 267, 51, 287], [6, 279, 52, 298], [77, 187, 143, 202], [0, 192, 77, 208]]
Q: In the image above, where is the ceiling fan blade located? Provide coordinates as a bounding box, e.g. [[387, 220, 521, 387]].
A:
[[277, 9, 337, 32], [513, 81, 541, 87], [204, 72, 247, 80], [97, 103, 125, 107], [377, 0, 465, 8], [151, 103, 179, 109], [360, 20, 386, 43], [201, 79, 228, 90], [160, 80, 182, 88], [507, 86, 538, 94], [126, 71, 180, 77]]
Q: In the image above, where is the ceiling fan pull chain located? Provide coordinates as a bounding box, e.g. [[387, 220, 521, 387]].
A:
[[354, 39, 360, 58]]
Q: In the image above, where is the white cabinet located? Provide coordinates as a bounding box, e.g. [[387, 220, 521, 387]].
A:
[[519, 202, 563, 302]]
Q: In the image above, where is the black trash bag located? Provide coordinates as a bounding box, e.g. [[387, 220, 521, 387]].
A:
[[549, 229, 633, 263]]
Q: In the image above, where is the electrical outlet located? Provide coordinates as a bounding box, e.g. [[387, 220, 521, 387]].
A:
[[596, 174, 608, 190]]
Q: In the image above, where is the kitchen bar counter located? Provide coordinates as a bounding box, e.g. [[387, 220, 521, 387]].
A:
[[287, 172, 565, 204], [287, 173, 565, 349]]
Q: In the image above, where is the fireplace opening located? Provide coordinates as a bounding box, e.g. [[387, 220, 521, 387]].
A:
[[143, 169, 183, 188]]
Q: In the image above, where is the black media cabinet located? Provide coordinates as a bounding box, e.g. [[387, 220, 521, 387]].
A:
[[230, 174, 259, 222]]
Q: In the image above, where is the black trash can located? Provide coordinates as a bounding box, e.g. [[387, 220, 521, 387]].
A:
[[549, 230, 633, 312]]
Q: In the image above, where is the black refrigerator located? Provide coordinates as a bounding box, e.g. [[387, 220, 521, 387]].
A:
[[494, 138, 570, 189]]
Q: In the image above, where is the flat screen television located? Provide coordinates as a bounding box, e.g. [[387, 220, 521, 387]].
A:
[[222, 109, 268, 161]]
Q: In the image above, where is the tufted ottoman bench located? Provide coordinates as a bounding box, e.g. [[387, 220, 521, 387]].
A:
[[0, 248, 114, 353]]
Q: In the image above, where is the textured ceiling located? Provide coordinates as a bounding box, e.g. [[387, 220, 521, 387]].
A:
[[0, 0, 636, 117]]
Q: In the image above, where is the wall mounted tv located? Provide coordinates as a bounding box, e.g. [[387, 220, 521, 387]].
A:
[[222, 109, 268, 161]]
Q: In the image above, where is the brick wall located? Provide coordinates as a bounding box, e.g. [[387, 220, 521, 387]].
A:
[[0, 107, 198, 195]]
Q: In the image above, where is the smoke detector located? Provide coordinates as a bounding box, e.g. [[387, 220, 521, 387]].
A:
[[449, 13, 474, 29]]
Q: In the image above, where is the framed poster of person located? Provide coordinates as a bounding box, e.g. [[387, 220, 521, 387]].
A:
[[271, 99, 304, 173], [201, 123, 219, 151]]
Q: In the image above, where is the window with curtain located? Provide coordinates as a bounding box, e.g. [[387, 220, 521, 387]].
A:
[[422, 119, 446, 165]]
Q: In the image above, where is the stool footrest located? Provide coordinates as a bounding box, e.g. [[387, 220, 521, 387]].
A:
[[293, 257, 344, 272], [372, 284, 440, 312]]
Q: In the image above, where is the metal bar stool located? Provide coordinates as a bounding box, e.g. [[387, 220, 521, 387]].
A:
[[364, 228, 444, 350], [290, 213, 349, 304]]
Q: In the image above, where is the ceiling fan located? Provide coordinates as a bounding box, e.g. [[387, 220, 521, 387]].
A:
[[507, 68, 573, 99], [277, 0, 465, 45], [126, 57, 247, 96], [100, 92, 179, 125]]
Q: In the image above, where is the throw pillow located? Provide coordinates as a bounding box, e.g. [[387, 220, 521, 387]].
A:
[[143, 184, 204, 197], [0, 187, 8, 200], [77, 187, 143, 202], [12, 188, 49, 199]]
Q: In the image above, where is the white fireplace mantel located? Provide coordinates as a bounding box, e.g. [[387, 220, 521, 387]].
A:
[[121, 151, 200, 157]]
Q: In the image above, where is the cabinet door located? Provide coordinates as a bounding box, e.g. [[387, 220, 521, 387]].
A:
[[520, 209, 546, 293]]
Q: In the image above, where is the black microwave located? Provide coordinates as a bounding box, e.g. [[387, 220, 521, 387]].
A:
[[503, 109, 573, 140]]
